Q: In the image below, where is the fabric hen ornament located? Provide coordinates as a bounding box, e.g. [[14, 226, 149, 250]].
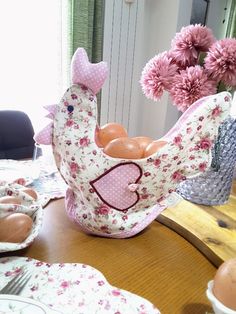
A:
[[35, 48, 232, 238]]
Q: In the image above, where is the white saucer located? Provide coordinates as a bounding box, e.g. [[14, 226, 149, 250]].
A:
[[0, 257, 160, 314]]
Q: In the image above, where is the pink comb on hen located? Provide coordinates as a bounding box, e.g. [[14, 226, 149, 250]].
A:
[[71, 48, 108, 95]]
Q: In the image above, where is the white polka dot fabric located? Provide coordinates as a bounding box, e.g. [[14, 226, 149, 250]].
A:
[[34, 122, 53, 145], [71, 48, 108, 95], [91, 163, 142, 211], [34, 104, 57, 145]]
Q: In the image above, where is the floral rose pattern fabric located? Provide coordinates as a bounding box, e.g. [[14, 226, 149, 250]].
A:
[[0, 257, 160, 313], [0, 183, 43, 252], [51, 78, 231, 238]]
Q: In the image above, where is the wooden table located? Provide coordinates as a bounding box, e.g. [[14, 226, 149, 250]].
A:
[[157, 194, 236, 268], [1, 198, 218, 314]]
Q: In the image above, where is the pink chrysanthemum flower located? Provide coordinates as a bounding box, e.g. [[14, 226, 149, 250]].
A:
[[171, 24, 215, 67], [140, 51, 178, 101], [170, 65, 217, 112], [204, 38, 236, 87]]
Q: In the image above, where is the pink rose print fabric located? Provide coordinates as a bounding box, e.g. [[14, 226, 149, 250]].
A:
[[0, 183, 43, 253], [71, 48, 108, 95], [36, 48, 232, 238], [0, 257, 160, 314]]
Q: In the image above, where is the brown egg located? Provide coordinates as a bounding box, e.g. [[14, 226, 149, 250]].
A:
[[0, 196, 22, 205], [20, 188, 38, 200], [97, 123, 128, 147], [94, 125, 103, 148], [132, 136, 153, 157], [144, 140, 167, 158], [212, 258, 236, 310], [0, 213, 33, 243], [104, 137, 143, 159]]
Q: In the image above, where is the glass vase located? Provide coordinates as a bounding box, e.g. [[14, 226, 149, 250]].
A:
[[177, 116, 236, 205]]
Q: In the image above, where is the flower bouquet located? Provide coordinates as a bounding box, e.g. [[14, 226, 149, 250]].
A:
[[140, 24, 236, 205]]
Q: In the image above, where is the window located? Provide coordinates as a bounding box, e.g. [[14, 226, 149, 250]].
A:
[[0, 0, 64, 132]]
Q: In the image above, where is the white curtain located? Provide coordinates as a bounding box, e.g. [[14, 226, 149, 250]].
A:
[[0, 0, 66, 132]]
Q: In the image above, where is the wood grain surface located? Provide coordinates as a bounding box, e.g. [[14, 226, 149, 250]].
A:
[[0, 199, 217, 314], [157, 183, 236, 267]]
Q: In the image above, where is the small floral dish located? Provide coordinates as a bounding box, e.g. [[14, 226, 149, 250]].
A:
[[0, 294, 60, 314], [0, 257, 160, 314], [206, 281, 236, 314], [0, 183, 43, 253]]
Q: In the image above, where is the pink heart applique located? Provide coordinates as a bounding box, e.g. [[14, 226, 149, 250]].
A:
[[71, 48, 108, 95], [90, 162, 142, 211]]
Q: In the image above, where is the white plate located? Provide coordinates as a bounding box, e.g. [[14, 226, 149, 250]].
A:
[[0, 294, 59, 313], [0, 257, 160, 314], [0, 159, 40, 185]]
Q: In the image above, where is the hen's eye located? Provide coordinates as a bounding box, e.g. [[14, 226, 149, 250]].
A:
[[67, 105, 74, 113]]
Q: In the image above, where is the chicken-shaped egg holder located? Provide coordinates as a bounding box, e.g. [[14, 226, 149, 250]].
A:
[[35, 48, 232, 238]]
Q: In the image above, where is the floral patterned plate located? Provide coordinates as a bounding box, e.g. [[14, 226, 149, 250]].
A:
[[0, 257, 160, 314], [0, 183, 44, 253], [0, 295, 60, 313]]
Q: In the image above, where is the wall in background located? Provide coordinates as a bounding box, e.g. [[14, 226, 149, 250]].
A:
[[101, 0, 193, 139], [191, 0, 209, 25], [206, 0, 232, 39], [101, 0, 232, 140]]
